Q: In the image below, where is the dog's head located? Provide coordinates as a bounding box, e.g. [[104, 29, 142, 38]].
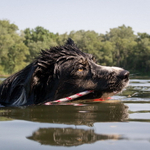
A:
[[33, 38, 129, 103]]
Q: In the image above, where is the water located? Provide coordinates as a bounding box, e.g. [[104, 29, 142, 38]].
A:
[[0, 79, 150, 150]]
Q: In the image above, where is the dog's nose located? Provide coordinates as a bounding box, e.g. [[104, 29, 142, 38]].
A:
[[118, 70, 130, 80]]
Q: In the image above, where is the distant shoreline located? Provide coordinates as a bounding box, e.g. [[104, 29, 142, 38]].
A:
[[0, 75, 9, 78]]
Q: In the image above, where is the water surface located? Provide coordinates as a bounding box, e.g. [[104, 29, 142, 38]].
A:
[[0, 79, 150, 150]]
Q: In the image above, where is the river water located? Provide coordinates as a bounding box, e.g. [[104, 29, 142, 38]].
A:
[[0, 78, 150, 150]]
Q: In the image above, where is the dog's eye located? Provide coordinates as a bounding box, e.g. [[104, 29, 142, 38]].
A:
[[78, 68, 84, 72]]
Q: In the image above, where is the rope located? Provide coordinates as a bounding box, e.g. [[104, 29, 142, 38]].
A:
[[44, 90, 93, 105]]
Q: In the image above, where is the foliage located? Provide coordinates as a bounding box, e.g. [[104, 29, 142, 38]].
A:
[[0, 20, 150, 75], [23, 26, 58, 62], [0, 20, 29, 74]]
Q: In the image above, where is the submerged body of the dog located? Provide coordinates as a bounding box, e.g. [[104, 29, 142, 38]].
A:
[[0, 39, 129, 106]]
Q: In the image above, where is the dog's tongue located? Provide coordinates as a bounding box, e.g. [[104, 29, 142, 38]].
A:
[[92, 97, 111, 102]]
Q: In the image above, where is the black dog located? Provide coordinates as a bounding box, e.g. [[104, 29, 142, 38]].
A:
[[0, 38, 129, 106]]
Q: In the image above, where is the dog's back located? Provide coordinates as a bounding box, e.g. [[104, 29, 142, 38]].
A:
[[0, 64, 35, 106]]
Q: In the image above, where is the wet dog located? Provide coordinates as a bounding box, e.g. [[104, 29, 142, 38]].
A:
[[0, 38, 129, 106]]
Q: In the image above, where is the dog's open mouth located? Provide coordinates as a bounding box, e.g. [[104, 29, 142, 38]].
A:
[[44, 79, 129, 105]]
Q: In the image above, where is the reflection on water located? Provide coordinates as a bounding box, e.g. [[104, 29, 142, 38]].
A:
[[27, 128, 122, 146], [0, 101, 128, 147], [0, 102, 128, 125], [113, 79, 150, 123], [117, 79, 150, 99]]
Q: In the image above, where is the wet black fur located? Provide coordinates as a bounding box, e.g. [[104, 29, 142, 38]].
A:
[[0, 38, 129, 106]]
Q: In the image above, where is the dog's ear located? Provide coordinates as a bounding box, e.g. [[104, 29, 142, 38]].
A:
[[65, 38, 75, 46], [33, 49, 61, 87]]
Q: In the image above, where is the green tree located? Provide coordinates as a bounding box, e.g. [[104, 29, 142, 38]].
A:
[[104, 25, 136, 68], [0, 20, 29, 74], [132, 37, 150, 72], [98, 41, 114, 66], [136, 32, 150, 41], [23, 26, 58, 62], [68, 30, 104, 62]]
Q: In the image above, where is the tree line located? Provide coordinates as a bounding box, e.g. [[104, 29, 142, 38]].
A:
[[0, 20, 150, 76]]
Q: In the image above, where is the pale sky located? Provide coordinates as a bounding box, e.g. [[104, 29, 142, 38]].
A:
[[0, 0, 150, 34]]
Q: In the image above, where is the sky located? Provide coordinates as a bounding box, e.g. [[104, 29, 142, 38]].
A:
[[0, 0, 150, 34]]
